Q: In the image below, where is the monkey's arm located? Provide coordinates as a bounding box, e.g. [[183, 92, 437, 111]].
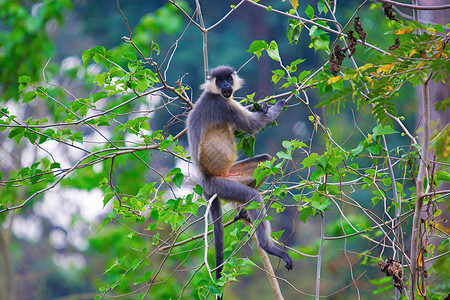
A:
[[230, 99, 285, 134]]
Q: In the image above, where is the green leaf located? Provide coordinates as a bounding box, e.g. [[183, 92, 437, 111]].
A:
[[160, 140, 173, 150], [18, 75, 31, 85], [271, 69, 285, 84], [305, 4, 314, 19], [276, 151, 291, 160], [8, 127, 24, 144], [122, 52, 137, 61], [82, 49, 95, 67], [208, 286, 221, 296], [151, 41, 160, 55], [288, 58, 305, 73], [436, 170, 450, 182], [317, 0, 328, 14], [193, 184, 204, 196], [298, 70, 311, 83], [267, 40, 280, 61], [311, 198, 331, 211], [247, 40, 269, 59], [309, 26, 330, 52], [50, 163, 61, 169], [299, 206, 314, 223], [22, 91, 36, 103], [301, 153, 319, 169], [271, 229, 285, 240], [310, 36, 330, 51], [70, 132, 83, 142], [254, 166, 271, 187], [92, 92, 108, 103], [366, 143, 381, 155], [136, 76, 150, 92], [236, 135, 255, 157], [373, 125, 398, 136], [131, 258, 140, 271], [382, 177, 392, 187], [151, 209, 159, 221], [173, 173, 184, 188], [141, 120, 150, 131], [180, 201, 199, 216], [282, 140, 292, 150], [91, 46, 106, 55], [134, 271, 153, 285], [373, 285, 393, 294], [286, 19, 303, 44], [167, 167, 181, 176], [18, 75, 31, 92], [137, 182, 155, 198], [95, 74, 110, 88], [434, 23, 445, 33], [103, 192, 114, 207], [351, 142, 364, 156], [245, 201, 260, 210]]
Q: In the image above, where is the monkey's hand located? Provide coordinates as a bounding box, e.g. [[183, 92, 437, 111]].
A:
[[249, 102, 269, 114], [268, 99, 286, 119], [274, 99, 286, 108]]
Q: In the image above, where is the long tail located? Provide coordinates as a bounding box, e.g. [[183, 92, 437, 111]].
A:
[[210, 196, 224, 299]]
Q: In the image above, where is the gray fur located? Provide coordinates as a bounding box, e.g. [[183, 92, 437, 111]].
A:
[[187, 66, 292, 289], [187, 92, 284, 166]]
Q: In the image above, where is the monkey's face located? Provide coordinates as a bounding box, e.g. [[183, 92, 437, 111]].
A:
[[215, 75, 234, 98]]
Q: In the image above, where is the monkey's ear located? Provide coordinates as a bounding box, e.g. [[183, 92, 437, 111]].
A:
[[200, 80, 211, 91], [200, 78, 221, 95], [233, 73, 244, 91]]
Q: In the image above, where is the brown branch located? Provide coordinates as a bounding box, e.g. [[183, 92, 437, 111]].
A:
[[409, 73, 432, 300], [378, 0, 450, 10], [244, 220, 285, 300]]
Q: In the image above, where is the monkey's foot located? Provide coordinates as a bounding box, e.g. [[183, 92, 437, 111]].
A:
[[261, 245, 293, 271], [233, 209, 251, 222]]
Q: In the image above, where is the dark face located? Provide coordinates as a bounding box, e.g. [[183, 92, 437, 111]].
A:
[[215, 74, 234, 98]]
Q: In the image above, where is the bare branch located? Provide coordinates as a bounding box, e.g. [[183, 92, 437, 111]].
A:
[[377, 0, 450, 10]]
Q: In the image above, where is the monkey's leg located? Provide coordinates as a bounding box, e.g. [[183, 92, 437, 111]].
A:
[[207, 193, 225, 281], [229, 154, 272, 221], [243, 202, 293, 271], [202, 177, 293, 270], [231, 154, 272, 168], [228, 154, 272, 188]]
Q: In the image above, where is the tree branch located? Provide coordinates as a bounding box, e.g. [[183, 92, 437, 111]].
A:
[[244, 220, 285, 300], [377, 0, 450, 10], [409, 73, 432, 300]]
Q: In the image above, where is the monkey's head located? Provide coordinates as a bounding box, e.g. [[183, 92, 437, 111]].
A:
[[201, 66, 243, 99]]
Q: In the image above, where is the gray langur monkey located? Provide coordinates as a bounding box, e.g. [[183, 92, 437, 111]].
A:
[[187, 66, 293, 284]]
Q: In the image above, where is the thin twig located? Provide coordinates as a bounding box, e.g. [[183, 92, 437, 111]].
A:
[[204, 194, 217, 281], [377, 0, 450, 10], [244, 220, 285, 300], [315, 214, 325, 300]]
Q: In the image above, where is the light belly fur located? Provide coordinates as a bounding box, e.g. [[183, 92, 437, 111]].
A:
[[199, 125, 236, 176]]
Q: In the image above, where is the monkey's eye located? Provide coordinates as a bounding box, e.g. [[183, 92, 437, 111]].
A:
[[227, 77, 232, 82], [217, 80, 222, 84]]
